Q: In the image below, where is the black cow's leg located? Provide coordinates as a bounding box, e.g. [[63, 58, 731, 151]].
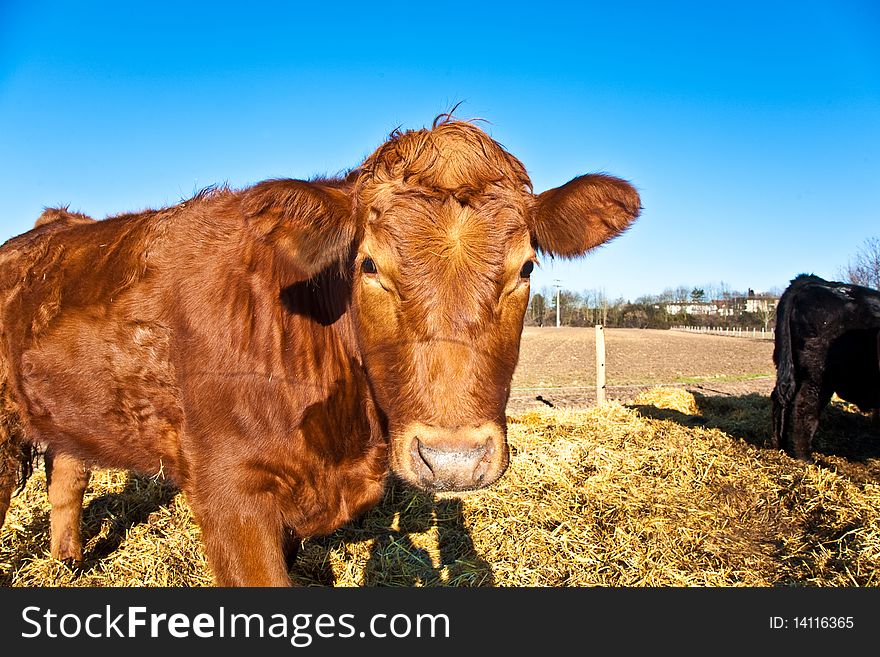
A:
[[770, 387, 785, 450], [45, 449, 91, 562], [787, 384, 824, 461]]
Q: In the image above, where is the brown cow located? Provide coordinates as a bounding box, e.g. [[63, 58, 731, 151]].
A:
[[0, 117, 640, 585]]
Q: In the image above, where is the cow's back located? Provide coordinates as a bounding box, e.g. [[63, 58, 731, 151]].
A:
[[780, 276, 880, 410]]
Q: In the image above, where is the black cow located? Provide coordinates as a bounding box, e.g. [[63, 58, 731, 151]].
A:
[[771, 274, 880, 460]]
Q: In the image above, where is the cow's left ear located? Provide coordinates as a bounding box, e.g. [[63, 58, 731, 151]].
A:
[[242, 179, 356, 279], [528, 174, 641, 257]]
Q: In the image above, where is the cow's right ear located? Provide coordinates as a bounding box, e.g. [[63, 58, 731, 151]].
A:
[[528, 174, 641, 258], [242, 179, 356, 279]]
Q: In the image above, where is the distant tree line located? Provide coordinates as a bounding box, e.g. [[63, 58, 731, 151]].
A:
[[526, 236, 880, 330], [526, 283, 781, 330]]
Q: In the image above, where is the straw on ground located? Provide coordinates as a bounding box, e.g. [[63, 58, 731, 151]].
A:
[[2, 387, 877, 587]]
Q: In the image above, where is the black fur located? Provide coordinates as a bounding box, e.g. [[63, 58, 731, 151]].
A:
[[771, 274, 880, 460]]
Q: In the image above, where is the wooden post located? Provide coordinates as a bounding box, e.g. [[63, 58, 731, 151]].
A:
[[595, 324, 606, 406]]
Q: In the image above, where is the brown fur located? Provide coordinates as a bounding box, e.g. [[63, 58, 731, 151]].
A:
[[33, 207, 95, 228], [0, 117, 640, 585]]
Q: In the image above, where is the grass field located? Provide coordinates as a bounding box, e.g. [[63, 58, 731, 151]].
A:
[[515, 327, 775, 387], [2, 328, 878, 587], [509, 327, 776, 411]]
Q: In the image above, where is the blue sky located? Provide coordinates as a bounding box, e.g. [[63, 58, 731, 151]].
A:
[[1, 1, 877, 302]]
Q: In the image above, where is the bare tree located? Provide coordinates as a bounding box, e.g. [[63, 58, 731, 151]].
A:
[[558, 289, 579, 325], [528, 292, 546, 326], [755, 299, 777, 331], [582, 288, 609, 325], [841, 237, 880, 290]]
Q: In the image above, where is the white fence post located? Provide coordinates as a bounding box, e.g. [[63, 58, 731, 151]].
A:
[[595, 324, 606, 407]]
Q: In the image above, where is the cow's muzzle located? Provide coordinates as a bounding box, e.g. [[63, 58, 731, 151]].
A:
[[396, 422, 509, 492]]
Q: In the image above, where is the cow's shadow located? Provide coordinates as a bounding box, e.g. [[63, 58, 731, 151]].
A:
[[630, 391, 880, 473], [630, 392, 776, 451], [291, 481, 494, 587], [0, 471, 178, 585], [0, 503, 50, 586], [78, 475, 179, 565]]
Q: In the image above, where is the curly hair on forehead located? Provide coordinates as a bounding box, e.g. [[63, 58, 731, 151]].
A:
[[357, 117, 533, 199]]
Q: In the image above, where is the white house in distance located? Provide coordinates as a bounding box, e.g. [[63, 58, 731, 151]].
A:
[[664, 289, 779, 317], [743, 290, 779, 314], [663, 301, 718, 315]]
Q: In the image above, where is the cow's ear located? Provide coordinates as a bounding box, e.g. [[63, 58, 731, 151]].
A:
[[242, 179, 356, 278], [528, 174, 641, 257]]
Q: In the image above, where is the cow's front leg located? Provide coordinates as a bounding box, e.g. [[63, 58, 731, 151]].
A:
[[770, 387, 786, 450], [786, 383, 828, 461], [45, 449, 91, 562], [188, 484, 291, 587]]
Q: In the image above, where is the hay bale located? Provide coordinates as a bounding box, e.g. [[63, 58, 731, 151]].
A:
[[633, 387, 700, 415]]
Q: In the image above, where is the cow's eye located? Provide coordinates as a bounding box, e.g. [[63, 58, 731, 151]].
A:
[[519, 260, 534, 279], [362, 258, 378, 275]]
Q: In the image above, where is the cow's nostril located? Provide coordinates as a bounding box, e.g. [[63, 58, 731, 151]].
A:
[[472, 438, 495, 484], [410, 438, 436, 483], [414, 439, 435, 476]]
